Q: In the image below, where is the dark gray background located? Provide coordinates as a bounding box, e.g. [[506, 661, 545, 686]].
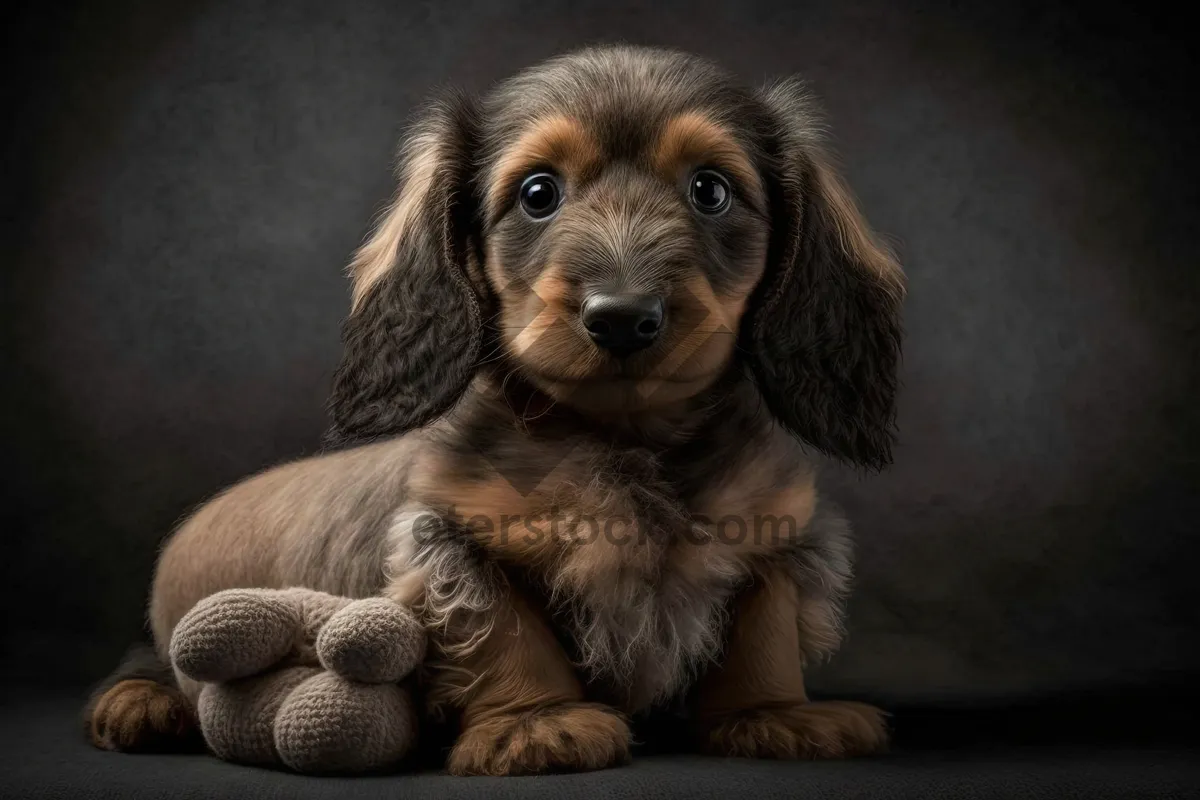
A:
[[3, 0, 1197, 716]]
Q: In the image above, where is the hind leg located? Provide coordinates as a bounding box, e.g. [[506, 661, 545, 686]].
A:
[[88, 678, 202, 752], [84, 644, 203, 753]]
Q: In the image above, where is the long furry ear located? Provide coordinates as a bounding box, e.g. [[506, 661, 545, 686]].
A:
[[746, 79, 906, 471], [324, 90, 486, 448]]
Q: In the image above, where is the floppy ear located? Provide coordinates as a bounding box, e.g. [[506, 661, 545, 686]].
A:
[[745, 79, 906, 471], [324, 90, 486, 449]]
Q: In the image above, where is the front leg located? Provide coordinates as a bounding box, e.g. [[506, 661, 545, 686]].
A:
[[693, 566, 888, 759], [396, 419, 648, 773], [427, 585, 631, 776]]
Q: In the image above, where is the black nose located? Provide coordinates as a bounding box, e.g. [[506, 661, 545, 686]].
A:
[[581, 293, 665, 356]]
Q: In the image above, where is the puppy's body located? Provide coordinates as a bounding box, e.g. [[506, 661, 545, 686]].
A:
[[89, 46, 904, 774], [152, 374, 848, 712]]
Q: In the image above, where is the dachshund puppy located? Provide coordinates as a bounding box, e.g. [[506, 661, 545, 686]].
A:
[[86, 45, 904, 775]]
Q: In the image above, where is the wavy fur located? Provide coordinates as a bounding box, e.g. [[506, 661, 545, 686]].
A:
[[91, 46, 903, 774]]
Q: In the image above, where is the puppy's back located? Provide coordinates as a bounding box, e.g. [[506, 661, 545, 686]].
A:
[[148, 434, 423, 660]]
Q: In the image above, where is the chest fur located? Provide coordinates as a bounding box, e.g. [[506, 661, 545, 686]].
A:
[[408, 409, 818, 712], [552, 464, 818, 711]]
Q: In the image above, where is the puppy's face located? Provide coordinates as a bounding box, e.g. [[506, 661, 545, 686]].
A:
[[329, 47, 905, 469], [480, 100, 771, 413]]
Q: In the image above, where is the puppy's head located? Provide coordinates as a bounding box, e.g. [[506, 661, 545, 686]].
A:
[[328, 46, 905, 469]]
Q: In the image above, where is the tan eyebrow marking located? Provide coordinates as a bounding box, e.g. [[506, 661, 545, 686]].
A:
[[653, 112, 764, 203], [488, 116, 603, 222]]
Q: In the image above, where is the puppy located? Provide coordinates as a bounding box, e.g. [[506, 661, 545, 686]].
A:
[[86, 45, 904, 775]]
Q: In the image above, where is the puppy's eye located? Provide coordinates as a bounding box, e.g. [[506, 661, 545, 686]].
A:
[[519, 173, 562, 220], [689, 170, 731, 215]]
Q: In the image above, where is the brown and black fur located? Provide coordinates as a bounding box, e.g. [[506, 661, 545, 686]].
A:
[[86, 45, 904, 775]]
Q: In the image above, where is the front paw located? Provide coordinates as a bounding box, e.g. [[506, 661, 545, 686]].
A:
[[447, 702, 631, 776], [700, 700, 888, 760]]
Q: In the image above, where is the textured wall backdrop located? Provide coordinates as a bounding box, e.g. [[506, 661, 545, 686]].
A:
[[3, 0, 1197, 707]]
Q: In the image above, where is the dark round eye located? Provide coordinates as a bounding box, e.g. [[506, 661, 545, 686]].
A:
[[689, 170, 731, 214], [519, 173, 561, 219]]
